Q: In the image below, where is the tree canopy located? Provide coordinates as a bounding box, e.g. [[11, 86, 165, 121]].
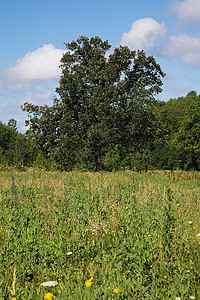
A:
[[22, 35, 166, 171]]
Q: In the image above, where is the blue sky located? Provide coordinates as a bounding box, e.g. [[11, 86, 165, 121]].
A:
[[1, 0, 200, 131]]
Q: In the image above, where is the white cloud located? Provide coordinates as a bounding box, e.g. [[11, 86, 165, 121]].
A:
[[0, 44, 66, 131], [120, 18, 166, 51], [21, 89, 53, 106], [164, 34, 200, 66], [8, 44, 66, 81], [171, 0, 200, 27]]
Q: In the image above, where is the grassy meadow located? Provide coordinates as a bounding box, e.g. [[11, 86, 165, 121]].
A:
[[0, 169, 200, 299]]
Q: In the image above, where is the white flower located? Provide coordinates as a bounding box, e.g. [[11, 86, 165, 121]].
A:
[[197, 233, 200, 237], [67, 252, 72, 255], [40, 281, 58, 287]]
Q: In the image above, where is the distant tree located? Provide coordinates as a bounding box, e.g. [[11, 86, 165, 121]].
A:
[[158, 91, 198, 134], [0, 120, 18, 163], [22, 35, 165, 171], [13, 133, 37, 166], [0, 119, 36, 166], [169, 98, 200, 170], [151, 91, 200, 170]]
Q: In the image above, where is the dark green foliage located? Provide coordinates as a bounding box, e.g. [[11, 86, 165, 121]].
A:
[[0, 120, 17, 163], [22, 35, 165, 171], [0, 119, 36, 167], [151, 91, 200, 170], [169, 98, 200, 170]]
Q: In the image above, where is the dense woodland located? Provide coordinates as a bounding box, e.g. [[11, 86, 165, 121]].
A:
[[1, 36, 200, 171]]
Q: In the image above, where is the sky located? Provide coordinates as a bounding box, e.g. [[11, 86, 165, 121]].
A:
[[1, 0, 200, 132]]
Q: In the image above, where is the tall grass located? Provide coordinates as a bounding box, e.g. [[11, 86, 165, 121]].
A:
[[0, 169, 199, 299]]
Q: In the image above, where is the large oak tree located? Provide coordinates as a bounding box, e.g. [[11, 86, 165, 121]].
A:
[[22, 36, 165, 170]]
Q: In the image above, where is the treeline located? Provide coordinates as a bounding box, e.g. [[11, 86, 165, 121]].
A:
[[0, 119, 36, 169], [151, 91, 200, 171], [1, 36, 200, 171], [1, 91, 199, 171]]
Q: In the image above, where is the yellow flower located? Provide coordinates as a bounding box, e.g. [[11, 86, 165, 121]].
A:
[[11, 298, 16, 300], [85, 277, 93, 287], [176, 203, 180, 206], [113, 288, 119, 294], [47, 195, 51, 199], [44, 292, 53, 300], [68, 219, 71, 222], [126, 207, 128, 209], [33, 186, 36, 189]]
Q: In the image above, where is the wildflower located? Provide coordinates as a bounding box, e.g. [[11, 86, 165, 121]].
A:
[[67, 252, 72, 255], [11, 298, 16, 300], [126, 207, 128, 209], [85, 277, 93, 287], [131, 193, 134, 197], [176, 203, 180, 206], [68, 219, 71, 222], [188, 221, 193, 225], [47, 195, 51, 199], [85, 280, 92, 287], [44, 292, 53, 300], [113, 288, 119, 294], [40, 281, 58, 287], [189, 296, 195, 300], [9, 219, 11, 222], [197, 233, 200, 237], [175, 297, 181, 300]]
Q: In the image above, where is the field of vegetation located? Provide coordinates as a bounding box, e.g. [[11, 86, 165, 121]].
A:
[[0, 169, 200, 299]]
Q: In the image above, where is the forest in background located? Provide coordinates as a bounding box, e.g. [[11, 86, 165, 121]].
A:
[[1, 90, 199, 171], [0, 36, 200, 171]]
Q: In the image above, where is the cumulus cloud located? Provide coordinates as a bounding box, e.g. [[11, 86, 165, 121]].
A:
[[8, 44, 66, 81], [164, 34, 200, 66], [171, 0, 200, 27], [120, 18, 166, 51]]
